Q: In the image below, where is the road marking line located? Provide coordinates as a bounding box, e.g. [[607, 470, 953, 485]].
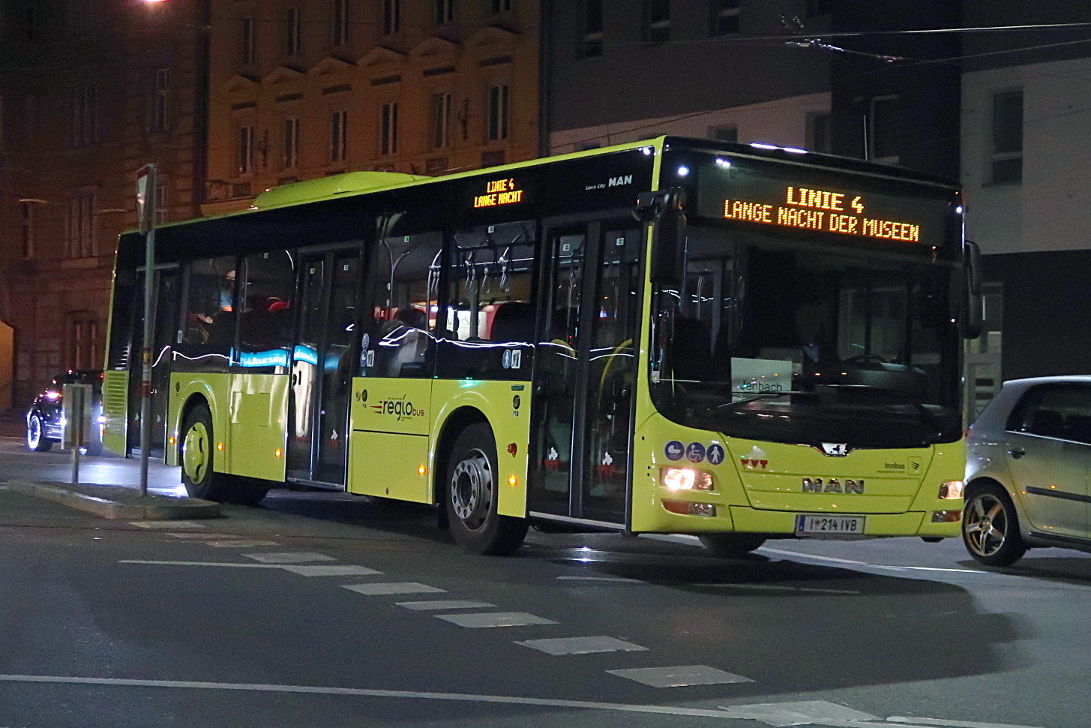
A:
[[0, 674, 773, 720], [342, 582, 445, 596], [607, 665, 753, 688], [204, 540, 280, 548], [759, 548, 986, 575], [435, 612, 558, 628], [718, 700, 878, 724], [886, 717, 1050, 728], [758, 547, 869, 566], [692, 583, 860, 595], [396, 600, 497, 611], [556, 576, 644, 583], [279, 565, 381, 577], [120, 560, 281, 569], [129, 521, 208, 529], [874, 566, 986, 574], [165, 533, 232, 539], [515, 636, 647, 655], [243, 552, 336, 564]]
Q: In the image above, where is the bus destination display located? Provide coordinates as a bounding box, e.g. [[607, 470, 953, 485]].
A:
[[473, 177, 525, 208], [697, 160, 951, 247]]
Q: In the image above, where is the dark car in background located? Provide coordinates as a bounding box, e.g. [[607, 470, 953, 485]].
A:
[[26, 370, 104, 455]]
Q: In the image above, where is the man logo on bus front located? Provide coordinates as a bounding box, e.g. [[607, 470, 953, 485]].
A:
[[820, 443, 850, 456]]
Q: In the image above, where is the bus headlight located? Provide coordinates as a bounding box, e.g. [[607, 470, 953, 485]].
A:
[[938, 480, 964, 499], [661, 468, 714, 491]]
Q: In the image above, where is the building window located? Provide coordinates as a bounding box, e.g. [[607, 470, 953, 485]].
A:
[[66, 192, 95, 259], [708, 125, 737, 143], [20, 202, 34, 259], [429, 92, 452, 149], [491, 0, 512, 13], [150, 68, 170, 134], [805, 112, 831, 153], [380, 102, 398, 155], [487, 84, 509, 141], [643, 0, 670, 43], [283, 117, 300, 168], [287, 7, 302, 56], [69, 84, 98, 147], [241, 17, 255, 64], [383, 0, 401, 34], [332, 0, 348, 46], [330, 110, 347, 162], [238, 125, 254, 174], [580, 0, 603, 58], [991, 90, 1023, 184], [68, 316, 101, 371], [868, 95, 899, 162], [435, 0, 453, 24], [710, 0, 739, 36], [155, 177, 169, 226]]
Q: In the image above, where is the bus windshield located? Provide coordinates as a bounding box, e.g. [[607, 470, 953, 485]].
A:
[[650, 223, 963, 448]]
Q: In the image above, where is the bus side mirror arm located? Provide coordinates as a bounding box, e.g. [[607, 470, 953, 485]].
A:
[[963, 240, 984, 340], [634, 188, 687, 288]]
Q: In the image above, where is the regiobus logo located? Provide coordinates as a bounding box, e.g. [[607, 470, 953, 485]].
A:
[[370, 395, 425, 421]]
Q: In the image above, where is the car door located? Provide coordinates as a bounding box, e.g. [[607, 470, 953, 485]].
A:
[[1004, 384, 1091, 538]]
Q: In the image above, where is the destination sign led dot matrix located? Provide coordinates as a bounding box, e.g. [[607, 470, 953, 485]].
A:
[[722, 184, 923, 243], [474, 178, 524, 208]]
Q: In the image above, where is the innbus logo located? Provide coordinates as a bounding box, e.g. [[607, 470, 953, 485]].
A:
[[370, 396, 425, 421]]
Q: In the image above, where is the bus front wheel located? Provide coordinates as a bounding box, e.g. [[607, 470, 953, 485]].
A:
[[699, 533, 767, 558], [180, 403, 229, 502], [445, 423, 528, 556]]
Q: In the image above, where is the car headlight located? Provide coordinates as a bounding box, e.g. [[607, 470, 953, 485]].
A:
[[938, 480, 964, 499], [661, 468, 714, 491]]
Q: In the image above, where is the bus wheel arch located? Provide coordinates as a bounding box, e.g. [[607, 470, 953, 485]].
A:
[[437, 411, 528, 555]]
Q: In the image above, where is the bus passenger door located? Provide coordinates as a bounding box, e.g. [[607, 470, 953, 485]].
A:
[[530, 220, 642, 526], [287, 252, 359, 486], [127, 267, 179, 457]]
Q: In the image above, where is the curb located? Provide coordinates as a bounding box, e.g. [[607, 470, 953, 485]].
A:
[[7, 480, 221, 520]]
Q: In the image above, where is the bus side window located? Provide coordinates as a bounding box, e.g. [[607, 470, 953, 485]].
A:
[[237, 251, 295, 364], [364, 225, 442, 378], [450, 221, 537, 343], [180, 256, 237, 360]]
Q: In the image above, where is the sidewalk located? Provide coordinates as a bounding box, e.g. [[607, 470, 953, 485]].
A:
[[1, 407, 220, 521]]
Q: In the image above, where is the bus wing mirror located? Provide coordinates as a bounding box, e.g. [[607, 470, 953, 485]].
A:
[[963, 240, 984, 339], [634, 188, 687, 288]]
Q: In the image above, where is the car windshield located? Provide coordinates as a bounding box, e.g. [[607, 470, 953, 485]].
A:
[[649, 223, 963, 448]]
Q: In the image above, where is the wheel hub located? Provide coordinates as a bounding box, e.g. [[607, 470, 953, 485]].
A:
[[182, 422, 209, 483], [450, 450, 492, 529]]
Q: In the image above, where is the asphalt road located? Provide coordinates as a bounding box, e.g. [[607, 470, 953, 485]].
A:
[[1, 436, 1090, 728]]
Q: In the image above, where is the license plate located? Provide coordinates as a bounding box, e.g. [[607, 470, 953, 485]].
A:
[[795, 514, 866, 536]]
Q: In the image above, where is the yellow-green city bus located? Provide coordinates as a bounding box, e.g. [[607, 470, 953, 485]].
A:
[[102, 136, 979, 555]]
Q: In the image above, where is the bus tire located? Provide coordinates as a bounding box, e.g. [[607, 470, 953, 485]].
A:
[[445, 423, 527, 556], [699, 533, 767, 557], [228, 479, 270, 507], [180, 403, 230, 502]]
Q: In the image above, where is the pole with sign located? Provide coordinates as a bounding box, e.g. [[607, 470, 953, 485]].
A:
[[135, 164, 157, 498]]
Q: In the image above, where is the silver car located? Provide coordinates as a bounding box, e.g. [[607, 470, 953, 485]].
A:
[[964, 376, 1091, 566]]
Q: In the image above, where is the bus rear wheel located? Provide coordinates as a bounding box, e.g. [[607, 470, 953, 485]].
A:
[[180, 403, 230, 502], [445, 423, 527, 556], [699, 533, 767, 558]]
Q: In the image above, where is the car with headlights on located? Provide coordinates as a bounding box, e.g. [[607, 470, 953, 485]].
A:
[[964, 375, 1091, 566], [26, 370, 103, 455]]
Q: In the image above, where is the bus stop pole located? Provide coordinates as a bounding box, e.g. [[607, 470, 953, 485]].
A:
[[137, 165, 157, 499]]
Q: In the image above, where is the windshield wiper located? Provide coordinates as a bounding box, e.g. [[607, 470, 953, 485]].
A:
[[702, 390, 815, 415]]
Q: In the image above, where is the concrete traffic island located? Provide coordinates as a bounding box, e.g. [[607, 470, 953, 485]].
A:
[[7, 480, 220, 520]]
